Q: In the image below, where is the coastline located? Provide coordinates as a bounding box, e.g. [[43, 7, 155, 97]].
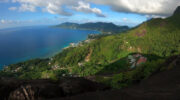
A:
[[0, 28, 100, 70]]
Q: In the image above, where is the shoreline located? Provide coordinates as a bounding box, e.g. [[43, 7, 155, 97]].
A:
[[0, 29, 100, 70]]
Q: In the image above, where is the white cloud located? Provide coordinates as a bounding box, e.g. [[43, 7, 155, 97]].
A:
[[122, 18, 128, 21], [44, 3, 72, 16], [0, 18, 62, 29], [0, 19, 14, 24], [18, 4, 36, 12], [72, 1, 105, 17], [11, 0, 74, 16], [145, 15, 166, 19], [8, 0, 180, 18], [0, 19, 5, 24], [87, 0, 180, 17], [8, 7, 17, 11], [10, 0, 105, 17]]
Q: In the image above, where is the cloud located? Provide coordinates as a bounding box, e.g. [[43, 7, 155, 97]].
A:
[[8, 0, 179, 18], [87, 0, 180, 17], [44, 3, 72, 16], [145, 15, 166, 19], [0, 18, 64, 29], [72, 1, 106, 17], [11, 0, 75, 16], [8, 7, 17, 11], [122, 18, 128, 21], [0, 19, 11, 24], [0, 19, 5, 24], [0, 19, 18, 25], [10, 0, 105, 17], [18, 4, 36, 12]]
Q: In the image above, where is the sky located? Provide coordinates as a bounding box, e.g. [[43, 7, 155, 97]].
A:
[[0, 0, 179, 29]]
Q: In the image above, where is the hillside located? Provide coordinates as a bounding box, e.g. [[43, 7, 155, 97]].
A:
[[61, 55, 180, 100], [0, 6, 180, 91], [56, 22, 129, 33], [0, 55, 180, 100]]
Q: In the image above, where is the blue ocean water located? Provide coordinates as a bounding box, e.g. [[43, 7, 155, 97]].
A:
[[0, 26, 99, 69]]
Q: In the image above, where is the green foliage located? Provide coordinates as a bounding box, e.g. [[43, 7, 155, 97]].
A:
[[53, 69, 69, 78], [52, 45, 90, 66], [111, 73, 128, 88], [19, 71, 42, 79], [97, 57, 128, 75], [107, 59, 165, 89], [71, 63, 103, 76]]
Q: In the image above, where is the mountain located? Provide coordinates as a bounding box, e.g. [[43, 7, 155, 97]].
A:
[[56, 22, 129, 33], [173, 6, 180, 15], [0, 6, 180, 99]]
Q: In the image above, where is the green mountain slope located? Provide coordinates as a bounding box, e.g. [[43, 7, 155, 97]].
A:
[[0, 6, 180, 88], [51, 6, 180, 71], [56, 22, 129, 33]]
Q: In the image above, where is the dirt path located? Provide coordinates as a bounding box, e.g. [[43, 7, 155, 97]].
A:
[[85, 48, 93, 62]]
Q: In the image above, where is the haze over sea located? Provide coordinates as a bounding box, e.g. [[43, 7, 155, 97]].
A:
[[0, 26, 99, 69]]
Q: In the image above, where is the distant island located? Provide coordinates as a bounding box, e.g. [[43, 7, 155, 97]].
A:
[[55, 22, 129, 33]]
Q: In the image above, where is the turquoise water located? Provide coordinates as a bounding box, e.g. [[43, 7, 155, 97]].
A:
[[0, 26, 99, 69]]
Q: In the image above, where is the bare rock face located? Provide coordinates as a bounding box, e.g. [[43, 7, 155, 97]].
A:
[[0, 77, 110, 100], [8, 85, 35, 100]]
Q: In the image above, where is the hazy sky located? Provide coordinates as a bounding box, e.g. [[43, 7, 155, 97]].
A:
[[0, 0, 179, 29]]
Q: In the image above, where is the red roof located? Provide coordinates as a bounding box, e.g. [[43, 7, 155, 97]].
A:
[[136, 57, 147, 65]]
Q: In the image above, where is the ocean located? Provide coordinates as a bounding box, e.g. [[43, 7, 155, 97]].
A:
[[0, 26, 99, 69]]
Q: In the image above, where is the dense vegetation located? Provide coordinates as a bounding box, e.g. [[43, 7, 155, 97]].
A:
[[56, 22, 129, 33], [0, 7, 180, 89]]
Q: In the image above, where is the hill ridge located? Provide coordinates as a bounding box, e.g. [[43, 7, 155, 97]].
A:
[[56, 22, 129, 33]]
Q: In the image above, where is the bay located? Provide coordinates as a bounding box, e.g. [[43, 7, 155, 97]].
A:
[[0, 26, 99, 69]]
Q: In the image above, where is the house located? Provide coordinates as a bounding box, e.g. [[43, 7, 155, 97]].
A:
[[128, 54, 147, 69], [136, 57, 147, 66], [128, 55, 136, 68], [70, 43, 76, 47], [51, 65, 60, 70]]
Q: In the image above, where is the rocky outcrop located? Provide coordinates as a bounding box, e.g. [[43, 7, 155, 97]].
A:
[[0, 77, 110, 100]]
